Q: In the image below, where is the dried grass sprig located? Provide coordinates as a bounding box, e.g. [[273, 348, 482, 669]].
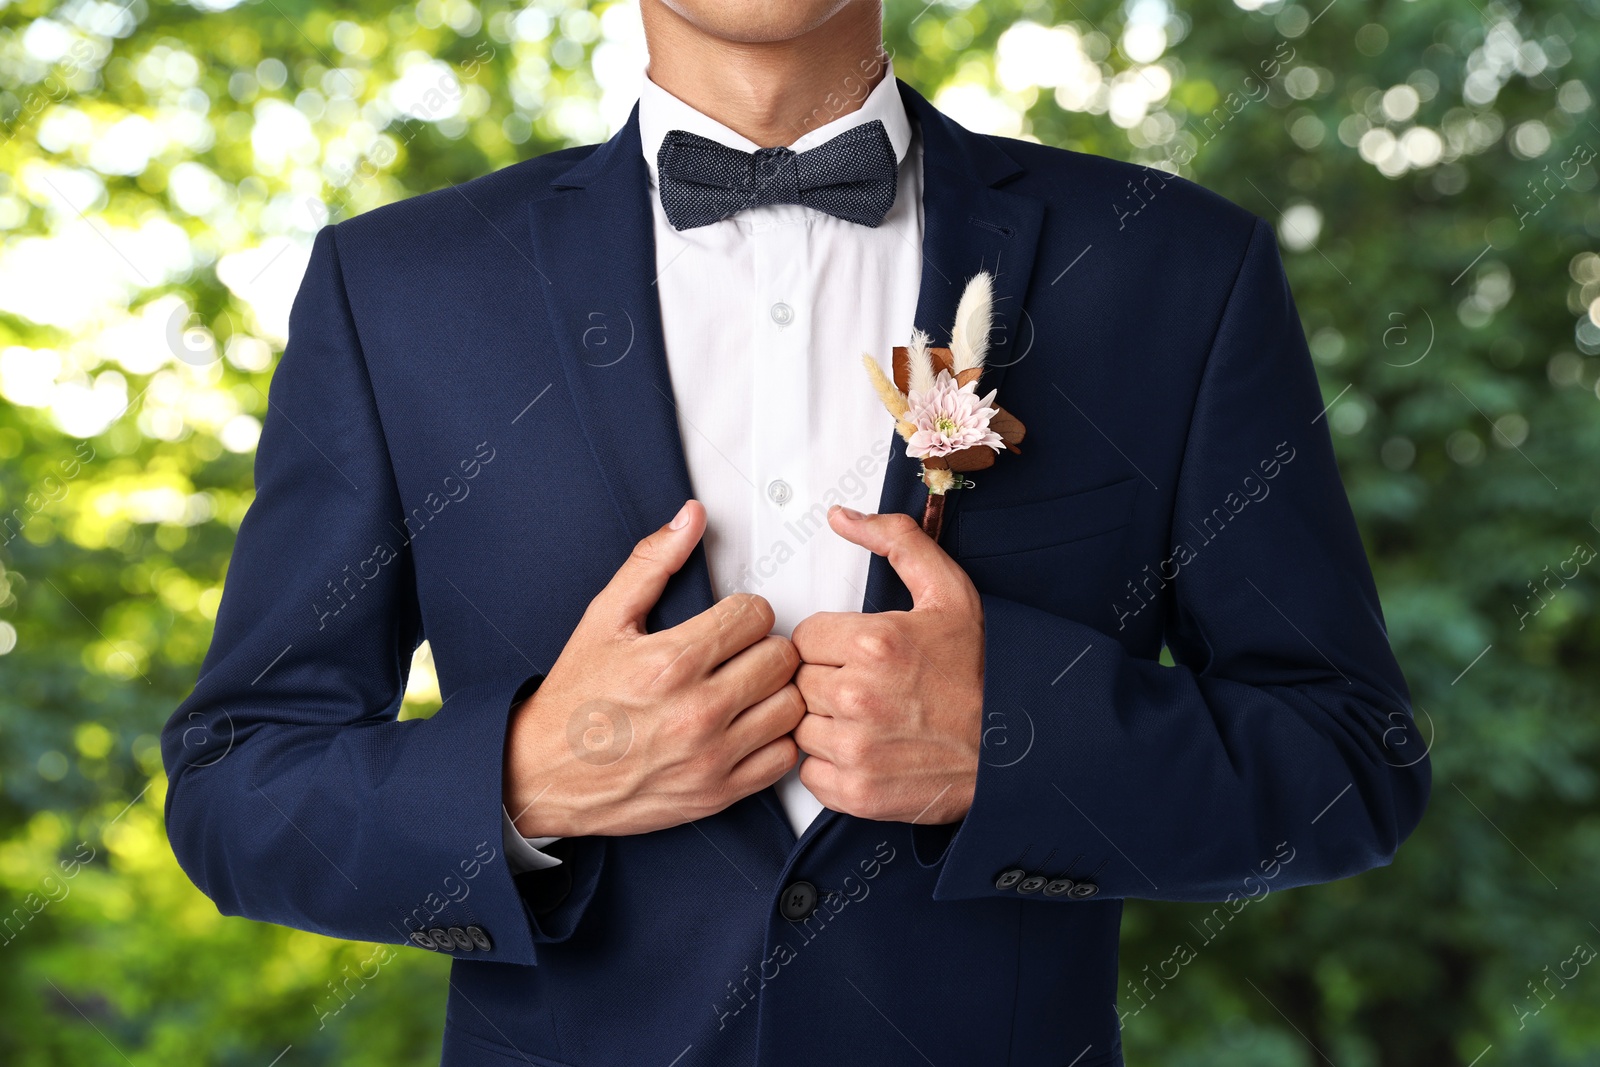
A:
[[862, 353, 917, 441], [906, 327, 936, 396], [949, 270, 993, 374]]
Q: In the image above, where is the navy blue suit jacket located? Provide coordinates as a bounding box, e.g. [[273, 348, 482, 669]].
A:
[[162, 82, 1429, 1067]]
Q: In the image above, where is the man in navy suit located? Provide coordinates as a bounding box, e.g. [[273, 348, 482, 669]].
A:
[[162, 1, 1430, 1064]]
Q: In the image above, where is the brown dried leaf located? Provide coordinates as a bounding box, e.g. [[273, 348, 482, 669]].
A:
[[946, 447, 997, 472], [991, 408, 1026, 453]]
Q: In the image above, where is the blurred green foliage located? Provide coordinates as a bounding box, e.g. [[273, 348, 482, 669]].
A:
[[2, 0, 1598, 1063]]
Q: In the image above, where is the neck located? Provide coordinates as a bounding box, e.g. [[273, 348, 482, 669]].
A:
[[640, 2, 889, 148]]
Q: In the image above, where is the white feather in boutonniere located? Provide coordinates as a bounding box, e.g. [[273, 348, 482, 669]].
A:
[[861, 271, 1026, 543]]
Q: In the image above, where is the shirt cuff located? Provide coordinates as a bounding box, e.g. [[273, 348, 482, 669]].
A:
[[501, 807, 563, 873]]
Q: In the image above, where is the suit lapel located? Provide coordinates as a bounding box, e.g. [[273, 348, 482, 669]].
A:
[[527, 108, 715, 630], [861, 82, 1047, 616], [528, 90, 1046, 848]]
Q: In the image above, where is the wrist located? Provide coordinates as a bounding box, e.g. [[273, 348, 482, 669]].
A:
[[505, 687, 621, 839], [503, 692, 566, 838]]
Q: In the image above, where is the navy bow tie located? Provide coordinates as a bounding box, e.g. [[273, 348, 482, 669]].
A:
[[655, 119, 899, 231]]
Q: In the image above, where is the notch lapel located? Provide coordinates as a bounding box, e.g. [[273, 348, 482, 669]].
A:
[[861, 82, 1047, 616], [526, 108, 715, 630]]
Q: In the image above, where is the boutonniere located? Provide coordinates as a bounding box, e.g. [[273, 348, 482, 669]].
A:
[[861, 271, 1026, 542]]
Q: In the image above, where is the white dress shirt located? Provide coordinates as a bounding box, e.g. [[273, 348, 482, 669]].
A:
[[504, 62, 924, 874]]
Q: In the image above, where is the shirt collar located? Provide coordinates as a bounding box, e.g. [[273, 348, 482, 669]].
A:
[[638, 58, 911, 187]]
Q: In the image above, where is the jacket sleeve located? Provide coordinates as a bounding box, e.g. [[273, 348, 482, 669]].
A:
[[923, 217, 1430, 902], [160, 226, 602, 964]]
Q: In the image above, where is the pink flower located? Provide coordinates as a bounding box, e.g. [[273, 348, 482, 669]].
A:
[[904, 370, 1004, 459]]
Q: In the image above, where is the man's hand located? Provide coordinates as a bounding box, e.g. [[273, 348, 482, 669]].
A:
[[504, 500, 803, 838], [791, 506, 984, 826]]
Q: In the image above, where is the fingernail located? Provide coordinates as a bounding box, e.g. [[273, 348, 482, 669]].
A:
[[670, 502, 691, 530], [835, 506, 864, 521]]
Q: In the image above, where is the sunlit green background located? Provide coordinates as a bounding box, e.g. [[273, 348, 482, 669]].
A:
[[2, 0, 1598, 1062]]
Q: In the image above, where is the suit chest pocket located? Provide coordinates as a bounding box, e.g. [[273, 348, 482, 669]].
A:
[[953, 477, 1140, 622]]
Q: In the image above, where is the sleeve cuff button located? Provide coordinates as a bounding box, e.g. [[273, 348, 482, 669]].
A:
[[994, 867, 1028, 890]]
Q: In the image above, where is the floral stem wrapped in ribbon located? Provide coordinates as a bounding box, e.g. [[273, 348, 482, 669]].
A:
[[862, 271, 1026, 543]]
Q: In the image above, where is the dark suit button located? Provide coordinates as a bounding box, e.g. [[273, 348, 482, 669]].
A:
[[1017, 875, 1047, 894], [429, 928, 455, 950], [994, 868, 1027, 890], [466, 925, 493, 950], [779, 880, 818, 921], [447, 926, 473, 951], [1043, 878, 1075, 897], [1069, 882, 1100, 899], [409, 931, 436, 950]]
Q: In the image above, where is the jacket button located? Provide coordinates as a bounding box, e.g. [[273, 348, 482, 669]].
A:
[[466, 925, 493, 951], [428, 928, 455, 951], [408, 931, 436, 950], [447, 926, 473, 951], [1069, 882, 1100, 899], [779, 880, 818, 921], [994, 868, 1027, 890], [1043, 878, 1075, 897], [1017, 875, 1047, 894]]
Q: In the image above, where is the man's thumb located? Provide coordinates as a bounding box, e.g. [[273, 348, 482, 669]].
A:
[[827, 505, 962, 609], [592, 500, 705, 630]]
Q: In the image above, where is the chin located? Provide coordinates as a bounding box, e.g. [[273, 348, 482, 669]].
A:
[[656, 0, 864, 43]]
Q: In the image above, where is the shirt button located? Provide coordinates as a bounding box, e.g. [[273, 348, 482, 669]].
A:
[[767, 480, 792, 505], [770, 301, 794, 326]]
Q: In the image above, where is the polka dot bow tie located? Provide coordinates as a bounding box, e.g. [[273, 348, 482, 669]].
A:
[[655, 119, 898, 231]]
